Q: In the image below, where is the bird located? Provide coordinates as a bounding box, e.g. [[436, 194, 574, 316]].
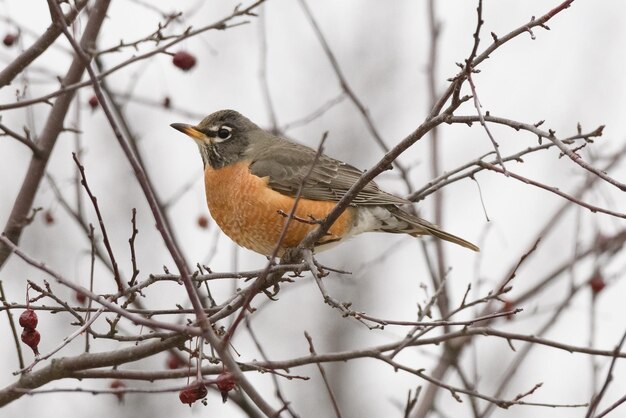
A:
[[171, 110, 478, 256]]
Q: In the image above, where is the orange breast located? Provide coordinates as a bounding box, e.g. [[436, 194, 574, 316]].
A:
[[203, 161, 355, 256]]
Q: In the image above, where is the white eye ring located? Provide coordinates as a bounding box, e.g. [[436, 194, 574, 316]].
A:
[[216, 125, 232, 141]]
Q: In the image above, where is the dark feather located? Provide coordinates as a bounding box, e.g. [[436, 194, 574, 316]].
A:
[[247, 137, 409, 206]]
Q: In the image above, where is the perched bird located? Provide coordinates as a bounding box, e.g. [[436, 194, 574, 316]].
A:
[[171, 110, 478, 256]]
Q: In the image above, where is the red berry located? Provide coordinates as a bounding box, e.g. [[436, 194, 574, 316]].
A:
[[216, 372, 236, 403], [589, 272, 606, 294], [197, 215, 209, 229], [178, 381, 206, 406], [179, 387, 197, 405], [3, 33, 17, 47], [21, 328, 40, 355], [43, 210, 54, 225], [88, 95, 99, 109], [75, 291, 87, 305], [172, 51, 196, 71], [163, 96, 171, 108], [110, 379, 126, 403], [166, 353, 183, 369], [19, 309, 38, 329]]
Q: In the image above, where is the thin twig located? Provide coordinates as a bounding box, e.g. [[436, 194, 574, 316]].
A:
[[72, 153, 123, 292], [305, 332, 344, 418], [297, 0, 413, 192], [0, 282, 24, 369], [586, 329, 626, 417], [478, 161, 626, 219]]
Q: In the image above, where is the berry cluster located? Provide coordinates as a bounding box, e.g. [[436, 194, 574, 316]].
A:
[[19, 309, 40, 355], [178, 371, 236, 406]]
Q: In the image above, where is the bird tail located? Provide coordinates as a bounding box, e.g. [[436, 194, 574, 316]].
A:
[[387, 207, 479, 252]]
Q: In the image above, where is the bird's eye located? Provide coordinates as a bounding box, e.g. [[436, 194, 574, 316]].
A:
[[217, 126, 232, 140]]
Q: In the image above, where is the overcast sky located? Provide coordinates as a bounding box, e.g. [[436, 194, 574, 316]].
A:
[[1, 1, 625, 417]]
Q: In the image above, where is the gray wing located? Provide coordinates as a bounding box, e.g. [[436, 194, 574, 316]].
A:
[[247, 137, 408, 206]]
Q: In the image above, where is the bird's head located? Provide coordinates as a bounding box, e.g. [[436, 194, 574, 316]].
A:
[[171, 109, 260, 169]]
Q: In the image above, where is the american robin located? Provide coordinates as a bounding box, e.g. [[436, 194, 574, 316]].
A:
[[171, 110, 478, 256]]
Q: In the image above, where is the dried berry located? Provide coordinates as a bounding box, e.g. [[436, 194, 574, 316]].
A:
[[43, 210, 55, 225], [110, 379, 126, 403], [88, 95, 99, 109], [197, 215, 209, 229], [163, 96, 171, 108], [3, 33, 17, 47], [216, 372, 236, 403], [19, 309, 38, 329], [178, 381, 206, 406], [589, 272, 606, 294], [179, 387, 197, 405], [75, 291, 87, 305], [21, 328, 40, 355], [172, 51, 196, 71], [166, 353, 183, 369]]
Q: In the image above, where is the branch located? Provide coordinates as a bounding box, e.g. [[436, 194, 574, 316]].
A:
[[297, 0, 413, 192], [0, 1, 268, 112], [0, 0, 89, 88], [0, 0, 111, 270], [72, 153, 123, 292], [586, 329, 626, 417], [0, 121, 41, 155], [478, 161, 626, 219]]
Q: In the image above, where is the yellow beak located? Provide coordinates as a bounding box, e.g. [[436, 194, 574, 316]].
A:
[[170, 123, 206, 141]]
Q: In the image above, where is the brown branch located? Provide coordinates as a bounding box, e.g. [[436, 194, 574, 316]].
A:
[[586, 329, 626, 417], [0, 330, 186, 406], [0, 0, 111, 270], [0, 0, 89, 88], [0, 1, 267, 112], [92, 55, 192, 271], [428, 0, 575, 118], [258, 5, 279, 134], [467, 74, 507, 171], [594, 394, 626, 418], [281, 93, 346, 132], [45, 173, 115, 273], [246, 318, 300, 417], [0, 121, 41, 155], [305, 332, 344, 418], [478, 161, 626, 219], [426, 0, 451, 332], [72, 153, 123, 293], [407, 118, 603, 202], [46, 0, 205, 324], [448, 115, 615, 188], [0, 235, 200, 335], [0, 281, 24, 369], [127, 209, 140, 287], [49, 2, 278, 411], [297, 0, 413, 192]]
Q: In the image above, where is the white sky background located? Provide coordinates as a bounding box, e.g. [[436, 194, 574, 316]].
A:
[[1, 0, 626, 417]]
